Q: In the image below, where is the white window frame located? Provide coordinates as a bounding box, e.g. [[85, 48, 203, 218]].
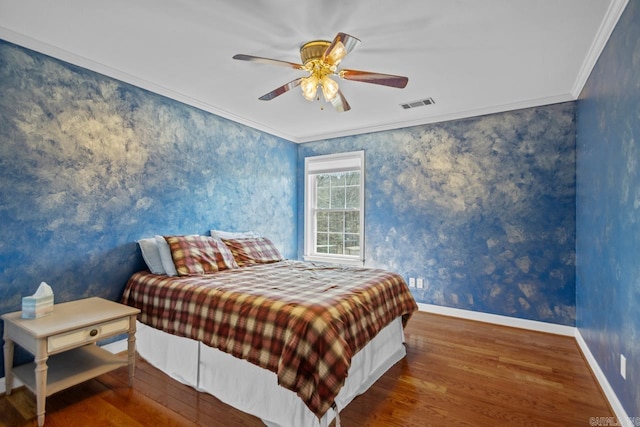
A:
[[304, 151, 365, 266]]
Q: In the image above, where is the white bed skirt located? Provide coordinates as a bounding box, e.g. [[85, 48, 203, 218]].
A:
[[135, 317, 406, 427]]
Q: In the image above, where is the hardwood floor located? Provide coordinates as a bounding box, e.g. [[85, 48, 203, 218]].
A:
[[1, 312, 614, 426]]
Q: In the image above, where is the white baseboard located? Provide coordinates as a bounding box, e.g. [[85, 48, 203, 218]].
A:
[[417, 302, 575, 336], [0, 340, 126, 395], [575, 330, 633, 427]]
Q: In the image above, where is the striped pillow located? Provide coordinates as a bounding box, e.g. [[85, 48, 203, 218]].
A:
[[221, 237, 283, 267], [165, 235, 238, 276]]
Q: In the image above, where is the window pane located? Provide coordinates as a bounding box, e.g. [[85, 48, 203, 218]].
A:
[[317, 174, 330, 188], [317, 187, 330, 209], [345, 171, 359, 186], [317, 211, 328, 230], [345, 234, 360, 255], [330, 173, 346, 187], [345, 234, 359, 246], [345, 187, 359, 209], [316, 243, 329, 254], [345, 211, 359, 233], [329, 233, 343, 254], [331, 187, 346, 208], [316, 231, 329, 246], [328, 212, 345, 233]]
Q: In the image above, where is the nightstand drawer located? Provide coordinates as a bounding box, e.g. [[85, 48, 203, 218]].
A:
[[47, 317, 130, 353]]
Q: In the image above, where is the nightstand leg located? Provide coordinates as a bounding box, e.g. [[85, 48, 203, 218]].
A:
[[127, 316, 137, 386], [3, 338, 14, 395], [35, 351, 48, 427]]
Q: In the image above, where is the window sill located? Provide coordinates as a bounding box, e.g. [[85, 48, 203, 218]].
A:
[[303, 255, 364, 267]]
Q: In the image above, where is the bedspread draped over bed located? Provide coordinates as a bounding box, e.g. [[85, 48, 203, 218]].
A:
[[121, 260, 417, 419]]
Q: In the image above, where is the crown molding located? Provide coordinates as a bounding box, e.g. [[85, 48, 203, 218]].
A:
[[571, 0, 630, 98]]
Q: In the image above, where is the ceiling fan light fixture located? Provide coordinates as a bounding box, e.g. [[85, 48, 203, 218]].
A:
[[301, 75, 319, 101], [325, 42, 347, 65], [233, 32, 408, 113], [300, 40, 340, 103], [321, 76, 339, 101]]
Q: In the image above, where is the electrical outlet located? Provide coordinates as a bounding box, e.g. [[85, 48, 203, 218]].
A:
[[621, 354, 626, 379], [416, 278, 424, 289], [408, 277, 416, 288]]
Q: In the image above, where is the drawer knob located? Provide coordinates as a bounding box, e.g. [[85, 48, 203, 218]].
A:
[[89, 329, 98, 337]]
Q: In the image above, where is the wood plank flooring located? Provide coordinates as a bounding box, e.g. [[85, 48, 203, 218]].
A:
[[1, 312, 614, 426]]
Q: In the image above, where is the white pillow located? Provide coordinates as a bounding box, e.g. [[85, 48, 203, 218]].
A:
[[155, 235, 178, 276], [137, 238, 166, 275], [210, 230, 258, 239]]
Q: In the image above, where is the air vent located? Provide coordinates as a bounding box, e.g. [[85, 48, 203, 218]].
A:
[[401, 97, 435, 109]]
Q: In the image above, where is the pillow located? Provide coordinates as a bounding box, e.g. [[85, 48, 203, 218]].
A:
[[221, 236, 283, 267], [209, 237, 239, 271], [210, 230, 258, 239], [137, 238, 166, 275], [165, 235, 239, 276], [155, 235, 178, 276]]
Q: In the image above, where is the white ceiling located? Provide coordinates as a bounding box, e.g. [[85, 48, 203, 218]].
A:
[[0, 0, 628, 143]]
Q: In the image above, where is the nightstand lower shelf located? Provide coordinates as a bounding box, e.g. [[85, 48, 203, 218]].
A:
[[13, 344, 127, 396]]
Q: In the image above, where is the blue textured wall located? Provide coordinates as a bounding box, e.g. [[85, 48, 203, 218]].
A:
[[577, 1, 639, 418], [299, 103, 576, 326], [0, 40, 297, 376]]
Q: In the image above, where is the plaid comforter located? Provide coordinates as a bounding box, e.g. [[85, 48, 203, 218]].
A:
[[121, 260, 418, 418]]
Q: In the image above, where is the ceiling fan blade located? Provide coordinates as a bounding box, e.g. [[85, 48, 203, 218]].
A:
[[330, 90, 351, 112], [258, 78, 303, 101], [339, 69, 408, 88], [323, 33, 361, 66], [233, 54, 304, 70]]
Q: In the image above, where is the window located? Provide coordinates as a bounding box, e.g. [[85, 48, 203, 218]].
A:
[[304, 151, 364, 265]]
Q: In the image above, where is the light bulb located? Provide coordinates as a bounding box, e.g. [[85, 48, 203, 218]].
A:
[[321, 77, 339, 102], [301, 75, 318, 101], [326, 42, 347, 65]]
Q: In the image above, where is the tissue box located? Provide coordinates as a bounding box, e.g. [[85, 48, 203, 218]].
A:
[[22, 294, 54, 319]]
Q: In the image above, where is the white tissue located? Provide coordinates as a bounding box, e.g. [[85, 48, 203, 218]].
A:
[[33, 281, 53, 297], [22, 281, 55, 318]]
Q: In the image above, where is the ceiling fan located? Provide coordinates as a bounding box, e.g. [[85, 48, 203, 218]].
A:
[[233, 32, 408, 112]]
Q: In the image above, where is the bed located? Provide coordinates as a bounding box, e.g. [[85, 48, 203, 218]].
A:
[[122, 234, 418, 426]]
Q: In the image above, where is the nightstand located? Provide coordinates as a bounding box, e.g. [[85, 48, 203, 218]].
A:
[[2, 297, 140, 427]]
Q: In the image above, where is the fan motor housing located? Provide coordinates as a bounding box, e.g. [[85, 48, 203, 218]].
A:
[[300, 40, 331, 64]]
